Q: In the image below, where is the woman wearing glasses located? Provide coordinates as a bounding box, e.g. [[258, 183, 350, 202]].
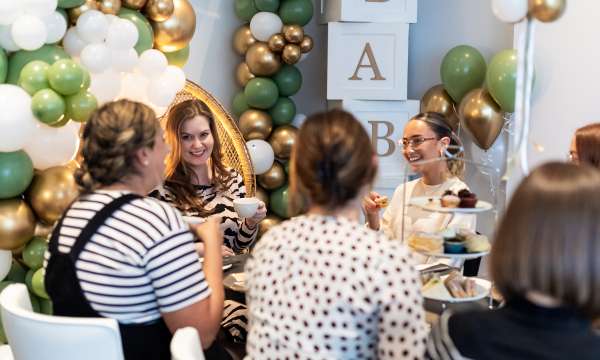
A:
[[363, 112, 475, 259], [569, 123, 600, 166]]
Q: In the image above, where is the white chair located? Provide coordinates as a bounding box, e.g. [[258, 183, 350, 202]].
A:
[[0, 284, 124, 360], [170, 327, 204, 360]]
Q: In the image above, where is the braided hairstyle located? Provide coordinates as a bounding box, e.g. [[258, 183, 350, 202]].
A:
[[76, 99, 158, 192], [290, 109, 378, 212], [410, 112, 465, 178]]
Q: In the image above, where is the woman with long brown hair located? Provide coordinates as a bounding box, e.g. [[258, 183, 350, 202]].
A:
[[569, 123, 600, 166], [151, 99, 266, 256]]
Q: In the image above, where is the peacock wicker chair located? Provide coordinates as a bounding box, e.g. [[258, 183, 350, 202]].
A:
[[160, 80, 256, 197]]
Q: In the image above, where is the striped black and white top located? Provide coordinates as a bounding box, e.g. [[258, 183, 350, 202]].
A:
[[43, 190, 210, 324], [150, 169, 257, 253]]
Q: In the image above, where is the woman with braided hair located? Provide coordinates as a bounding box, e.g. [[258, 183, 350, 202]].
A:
[[43, 99, 231, 359]]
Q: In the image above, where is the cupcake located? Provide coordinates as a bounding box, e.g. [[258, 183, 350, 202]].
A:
[[457, 189, 478, 208], [441, 190, 460, 208]]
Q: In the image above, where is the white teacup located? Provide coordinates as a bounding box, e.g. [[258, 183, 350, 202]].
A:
[[233, 198, 259, 218]]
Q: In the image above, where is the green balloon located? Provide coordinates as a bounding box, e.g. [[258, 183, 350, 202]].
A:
[[7, 45, 69, 84], [58, 0, 85, 8], [18, 61, 50, 96], [244, 77, 279, 109], [269, 97, 296, 126], [273, 64, 302, 97], [0, 49, 6, 84], [270, 185, 290, 218], [0, 151, 34, 199], [23, 236, 48, 271], [440, 45, 486, 103], [32, 268, 49, 299], [32, 88, 66, 125], [81, 69, 91, 90], [279, 0, 313, 26], [39, 298, 53, 315], [235, 0, 259, 21], [255, 0, 280, 12], [487, 49, 518, 113], [25, 269, 35, 292], [164, 46, 190, 68], [48, 59, 84, 96], [49, 116, 71, 128], [5, 261, 26, 283], [232, 92, 250, 117], [66, 90, 98, 123], [118, 8, 154, 54]]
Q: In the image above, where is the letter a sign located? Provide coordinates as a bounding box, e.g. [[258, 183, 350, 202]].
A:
[[327, 22, 409, 100]]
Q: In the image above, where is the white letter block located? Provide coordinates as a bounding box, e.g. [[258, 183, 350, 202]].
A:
[[319, 0, 417, 24], [327, 22, 409, 101], [329, 99, 420, 189]]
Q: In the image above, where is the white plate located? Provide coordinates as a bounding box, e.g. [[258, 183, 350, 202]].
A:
[[422, 275, 491, 303], [182, 216, 205, 225], [416, 250, 490, 260], [223, 272, 246, 292], [409, 196, 493, 213]]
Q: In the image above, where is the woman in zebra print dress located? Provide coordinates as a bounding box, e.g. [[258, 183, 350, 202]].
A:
[[151, 99, 266, 256]]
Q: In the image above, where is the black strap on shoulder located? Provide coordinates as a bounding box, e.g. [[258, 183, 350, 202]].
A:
[[49, 193, 143, 260]]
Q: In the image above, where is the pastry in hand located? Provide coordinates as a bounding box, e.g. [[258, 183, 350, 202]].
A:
[[374, 196, 389, 208]]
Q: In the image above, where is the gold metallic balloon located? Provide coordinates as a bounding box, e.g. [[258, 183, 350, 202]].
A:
[[144, 0, 174, 22], [269, 125, 297, 159], [152, 0, 196, 52], [245, 43, 281, 77], [299, 35, 313, 53], [420, 84, 460, 130], [258, 162, 286, 190], [283, 25, 304, 44], [27, 166, 79, 225], [255, 186, 270, 209], [68, 0, 99, 25], [258, 214, 282, 238], [282, 44, 301, 65], [98, 0, 122, 15], [233, 25, 257, 56], [458, 88, 505, 150], [239, 109, 273, 141], [236, 62, 255, 87], [0, 199, 36, 250], [529, 0, 566, 22], [122, 0, 147, 10], [267, 33, 285, 52]]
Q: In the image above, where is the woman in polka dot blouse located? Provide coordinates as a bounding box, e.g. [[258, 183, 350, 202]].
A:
[[245, 109, 427, 360]]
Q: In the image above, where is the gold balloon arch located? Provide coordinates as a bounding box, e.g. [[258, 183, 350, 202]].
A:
[[161, 80, 256, 197]]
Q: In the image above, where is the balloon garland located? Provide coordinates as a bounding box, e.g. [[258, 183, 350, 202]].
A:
[[0, 0, 198, 330], [232, 0, 314, 233]]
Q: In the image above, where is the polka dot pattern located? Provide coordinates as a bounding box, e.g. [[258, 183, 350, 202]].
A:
[[245, 214, 427, 359]]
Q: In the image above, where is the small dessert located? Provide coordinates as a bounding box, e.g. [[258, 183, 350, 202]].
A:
[[464, 233, 491, 253], [407, 232, 444, 253], [440, 190, 460, 208], [457, 189, 478, 208], [443, 270, 477, 298], [374, 196, 389, 208]]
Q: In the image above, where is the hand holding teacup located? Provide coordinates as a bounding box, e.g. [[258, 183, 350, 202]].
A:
[[234, 197, 267, 228]]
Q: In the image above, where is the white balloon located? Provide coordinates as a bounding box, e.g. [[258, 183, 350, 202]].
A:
[[138, 49, 167, 78], [119, 72, 149, 102], [62, 27, 86, 57], [491, 0, 528, 23], [80, 43, 111, 73], [24, 121, 81, 170], [105, 14, 119, 24], [0, 2, 23, 26], [246, 139, 275, 175], [249, 12, 283, 42], [0, 25, 20, 52], [43, 11, 67, 44], [76, 10, 108, 44], [23, 0, 57, 18], [0, 250, 12, 282], [0, 85, 38, 152], [162, 65, 186, 91], [111, 48, 138, 72], [105, 18, 138, 50], [89, 70, 121, 104], [292, 113, 306, 128], [11, 14, 47, 51]]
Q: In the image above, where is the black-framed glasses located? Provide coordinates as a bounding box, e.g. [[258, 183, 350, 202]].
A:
[[400, 136, 437, 149]]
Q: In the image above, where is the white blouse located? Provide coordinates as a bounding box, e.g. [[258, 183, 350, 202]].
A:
[[245, 214, 427, 360]]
